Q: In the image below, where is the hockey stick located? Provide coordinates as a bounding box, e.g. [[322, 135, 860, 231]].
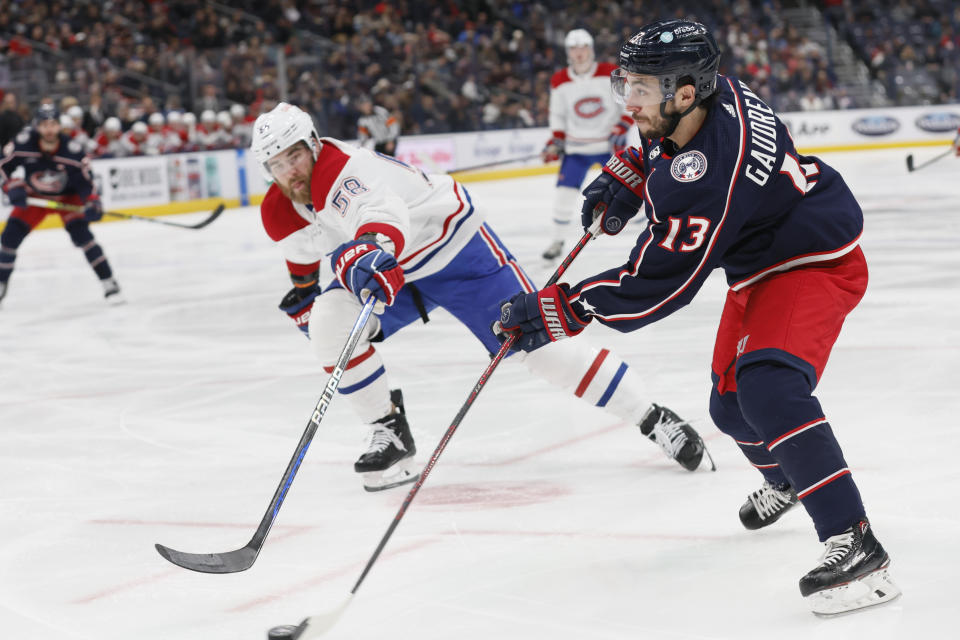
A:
[[906, 138, 957, 172], [26, 197, 225, 229], [448, 153, 543, 174], [283, 218, 604, 639], [155, 295, 379, 573]]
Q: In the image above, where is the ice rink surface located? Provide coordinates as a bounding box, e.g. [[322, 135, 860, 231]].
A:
[[1, 147, 957, 639]]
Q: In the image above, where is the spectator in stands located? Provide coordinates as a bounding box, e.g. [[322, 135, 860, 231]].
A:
[[0, 93, 25, 148]]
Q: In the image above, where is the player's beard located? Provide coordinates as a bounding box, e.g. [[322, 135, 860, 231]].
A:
[[635, 103, 683, 141], [279, 176, 311, 204]]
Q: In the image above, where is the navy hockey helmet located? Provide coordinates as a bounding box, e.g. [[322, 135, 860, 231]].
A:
[[613, 19, 720, 105], [34, 103, 60, 124]]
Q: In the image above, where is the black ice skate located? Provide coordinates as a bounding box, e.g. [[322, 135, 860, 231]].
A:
[[799, 518, 901, 616], [739, 480, 798, 530], [101, 277, 125, 306], [541, 240, 564, 260], [355, 389, 418, 492], [638, 404, 713, 471]]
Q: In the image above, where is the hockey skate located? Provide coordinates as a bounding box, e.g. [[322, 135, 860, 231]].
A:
[[101, 277, 126, 306], [355, 389, 419, 492], [739, 480, 798, 530], [799, 518, 901, 616], [638, 404, 712, 471], [541, 240, 564, 260]]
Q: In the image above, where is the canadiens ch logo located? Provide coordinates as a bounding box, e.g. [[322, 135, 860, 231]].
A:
[[573, 97, 605, 119], [670, 150, 707, 182]]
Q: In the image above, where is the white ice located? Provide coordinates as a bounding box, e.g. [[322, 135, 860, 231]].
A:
[[1, 147, 958, 640]]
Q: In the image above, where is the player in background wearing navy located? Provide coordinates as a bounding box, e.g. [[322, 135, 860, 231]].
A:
[[497, 20, 899, 616], [540, 29, 635, 260], [0, 104, 121, 307], [251, 102, 708, 492]]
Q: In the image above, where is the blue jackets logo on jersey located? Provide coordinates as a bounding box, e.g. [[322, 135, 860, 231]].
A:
[[670, 151, 707, 182]]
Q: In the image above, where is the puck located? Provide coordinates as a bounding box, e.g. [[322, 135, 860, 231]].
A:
[[267, 624, 298, 640]]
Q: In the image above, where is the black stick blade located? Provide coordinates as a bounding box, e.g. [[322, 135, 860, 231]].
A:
[[906, 154, 915, 172], [155, 542, 258, 573], [190, 203, 225, 229]]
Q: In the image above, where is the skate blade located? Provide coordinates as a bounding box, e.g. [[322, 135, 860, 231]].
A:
[[362, 456, 419, 492], [105, 294, 127, 307], [807, 567, 902, 617]]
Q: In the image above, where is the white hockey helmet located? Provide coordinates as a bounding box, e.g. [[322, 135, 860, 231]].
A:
[[67, 105, 84, 120], [132, 121, 148, 135], [250, 102, 320, 179], [182, 112, 197, 126], [564, 28, 594, 50], [148, 111, 165, 127], [104, 117, 122, 132], [200, 109, 216, 123], [59, 113, 75, 129], [216, 110, 232, 127], [167, 110, 183, 125], [229, 103, 245, 119]]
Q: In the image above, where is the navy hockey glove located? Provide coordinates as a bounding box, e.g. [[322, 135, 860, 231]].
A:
[[581, 148, 645, 235], [4, 181, 27, 209], [279, 285, 320, 337], [332, 239, 405, 309], [495, 284, 590, 353], [83, 194, 104, 222], [542, 131, 566, 163]]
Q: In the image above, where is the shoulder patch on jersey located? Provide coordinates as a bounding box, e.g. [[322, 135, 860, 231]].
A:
[[67, 139, 83, 154], [15, 130, 29, 145], [670, 150, 708, 183], [550, 68, 572, 89]]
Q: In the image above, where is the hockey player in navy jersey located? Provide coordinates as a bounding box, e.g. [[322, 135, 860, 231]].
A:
[[251, 102, 709, 492], [0, 104, 122, 306], [497, 20, 899, 616]]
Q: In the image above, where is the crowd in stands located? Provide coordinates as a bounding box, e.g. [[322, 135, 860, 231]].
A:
[[0, 0, 956, 156]]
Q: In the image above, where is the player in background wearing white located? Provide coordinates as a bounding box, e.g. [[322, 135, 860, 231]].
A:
[[356, 95, 400, 156], [540, 29, 635, 260], [252, 102, 709, 492]]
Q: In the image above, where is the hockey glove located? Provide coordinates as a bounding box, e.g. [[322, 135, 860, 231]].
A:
[[541, 131, 566, 163], [495, 283, 590, 353], [279, 285, 320, 337], [608, 116, 633, 155], [580, 147, 645, 235], [83, 194, 104, 222], [332, 239, 405, 310], [4, 181, 27, 209]]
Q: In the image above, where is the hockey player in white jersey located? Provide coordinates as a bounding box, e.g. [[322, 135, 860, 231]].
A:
[[541, 29, 635, 260], [252, 102, 709, 491]]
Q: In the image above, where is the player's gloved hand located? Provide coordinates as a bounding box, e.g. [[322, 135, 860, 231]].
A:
[[4, 182, 27, 209], [332, 239, 405, 311], [541, 131, 566, 163], [580, 147, 645, 235], [608, 116, 632, 155], [279, 285, 320, 337], [83, 194, 104, 222], [494, 283, 590, 353]]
